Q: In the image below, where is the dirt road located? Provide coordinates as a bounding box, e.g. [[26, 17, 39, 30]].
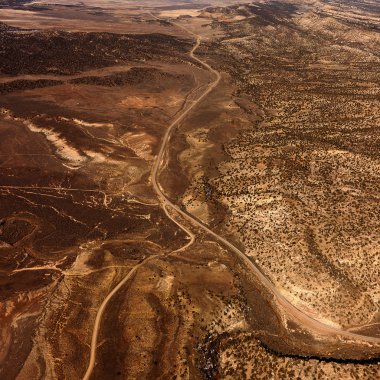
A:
[[82, 13, 380, 380], [150, 19, 380, 346]]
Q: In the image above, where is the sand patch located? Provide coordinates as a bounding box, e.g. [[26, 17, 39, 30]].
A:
[[119, 93, 181, 109], [69, 118, 114, 129], [0, 109, 86, 167], [24, 121, 85, 167], [83, 150, 107, 163], [159, 9, 200, 18], [121, 132, 156, 160]]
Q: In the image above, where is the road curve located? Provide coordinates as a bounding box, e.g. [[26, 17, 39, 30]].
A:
[[150, 18, 380, 346]]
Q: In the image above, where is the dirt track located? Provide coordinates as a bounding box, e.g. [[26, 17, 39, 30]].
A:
[[150, 19, 380, 346], [82, 12, 380, 380]]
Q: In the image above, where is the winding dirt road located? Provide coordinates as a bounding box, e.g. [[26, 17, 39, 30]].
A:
[[82, 14, 380, 380], [149, 20, 380, 346]]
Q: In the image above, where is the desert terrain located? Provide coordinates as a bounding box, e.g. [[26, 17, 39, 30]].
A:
[[0, 0, 379, 379]]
